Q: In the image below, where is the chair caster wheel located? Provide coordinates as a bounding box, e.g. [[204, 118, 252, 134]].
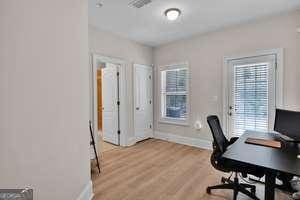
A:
[[206, 188, 211, 194]]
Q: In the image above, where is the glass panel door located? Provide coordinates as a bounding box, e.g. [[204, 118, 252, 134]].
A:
[[228, 55, 276, 136]]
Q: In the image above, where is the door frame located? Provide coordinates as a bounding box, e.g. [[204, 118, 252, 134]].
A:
[[222, 48, 284, 138], [133, 64, 154, 141], [91, 53, 129, 147]]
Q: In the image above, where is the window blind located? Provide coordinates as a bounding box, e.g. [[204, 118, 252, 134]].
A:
[[165, 69, 187, 93], [233, 64, 269, 135], [161, 68, 188, 120]]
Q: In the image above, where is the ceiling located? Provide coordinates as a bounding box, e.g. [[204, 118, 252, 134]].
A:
[[89, 0, 300, 47]]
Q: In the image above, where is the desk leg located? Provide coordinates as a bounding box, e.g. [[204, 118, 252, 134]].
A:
[[265, 171, 276, 200]]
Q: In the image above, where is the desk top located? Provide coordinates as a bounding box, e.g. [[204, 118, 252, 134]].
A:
[[222, 131, 300, 176]]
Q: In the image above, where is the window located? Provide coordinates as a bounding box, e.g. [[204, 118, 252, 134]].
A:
[[233, 63, 270, 135], [160, 64, 189, 125]]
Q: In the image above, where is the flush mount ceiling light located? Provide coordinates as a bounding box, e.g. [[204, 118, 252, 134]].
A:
[[165, 8, 181, 21]]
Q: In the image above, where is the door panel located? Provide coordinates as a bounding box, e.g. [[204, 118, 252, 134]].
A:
[[228, 55, 276, 137], [134, 65, 153, 142], [102, 63, 119, 145]]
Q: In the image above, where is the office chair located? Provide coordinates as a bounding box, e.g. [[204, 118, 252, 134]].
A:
[[206, 115, 264, 200], [274, 109, 300, 192]]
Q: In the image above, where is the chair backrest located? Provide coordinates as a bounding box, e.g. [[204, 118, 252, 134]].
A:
[[207, 115, 229, 153], [274, 109, 300, 141]]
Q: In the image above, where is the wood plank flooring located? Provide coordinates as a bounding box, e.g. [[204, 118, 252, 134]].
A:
[[101, 140, 119, 152], [91, 139, 291, 200]]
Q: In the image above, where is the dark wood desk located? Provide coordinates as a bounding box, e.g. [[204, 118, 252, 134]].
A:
[[222, 131, 300, 200]]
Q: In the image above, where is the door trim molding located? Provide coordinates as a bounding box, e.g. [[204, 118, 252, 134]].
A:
[[76, 181, 94, 200], [91, 53, 129, 147], [222, 48, 284, 138]]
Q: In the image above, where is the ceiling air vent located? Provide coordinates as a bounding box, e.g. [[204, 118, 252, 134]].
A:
[[129, 0, 152, 8]]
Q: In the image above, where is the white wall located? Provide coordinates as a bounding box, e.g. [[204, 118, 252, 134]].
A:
[[154, 11, 300, 142], [0, 0, 90, 199], [89, 26, 153, 145]]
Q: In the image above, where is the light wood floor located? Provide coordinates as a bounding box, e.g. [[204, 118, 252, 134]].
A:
[[100, 140, 119, 152], [98, 130, 119, 152], [91, 139, 291, 200]]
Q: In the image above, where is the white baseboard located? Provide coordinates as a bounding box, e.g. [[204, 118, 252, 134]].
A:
[[154, 131, 212, 150], [126, 137, 137, 146], [76, 180, 94, 200]]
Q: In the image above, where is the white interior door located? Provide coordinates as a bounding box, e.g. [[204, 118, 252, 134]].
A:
[[102, 63, 119, 145], [227, 55, 276, 137], [134, 64, 153, 142]]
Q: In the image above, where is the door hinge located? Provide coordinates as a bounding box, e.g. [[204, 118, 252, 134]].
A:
[[149, 100, 152, 104], [117, 72, 120, 76], [149, 75, 152, 79], [117, 101, 120, 105], [118, 130, 121, 135], [149, 124, 152, 129]]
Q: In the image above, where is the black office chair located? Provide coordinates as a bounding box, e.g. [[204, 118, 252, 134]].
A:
[[274, 109, 300, 192], [206, 115, 264, 200]]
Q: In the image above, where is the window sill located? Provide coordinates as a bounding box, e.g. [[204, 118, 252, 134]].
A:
[[159, 118, 189, 127]]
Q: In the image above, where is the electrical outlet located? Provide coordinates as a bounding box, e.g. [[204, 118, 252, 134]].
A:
[[194, 121, 202, 130]]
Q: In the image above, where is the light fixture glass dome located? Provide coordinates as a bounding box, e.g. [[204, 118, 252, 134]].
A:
[[165, 8, 181, 21]]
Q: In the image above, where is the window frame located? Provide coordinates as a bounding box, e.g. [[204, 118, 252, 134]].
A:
[[159, 62, 190, 126]]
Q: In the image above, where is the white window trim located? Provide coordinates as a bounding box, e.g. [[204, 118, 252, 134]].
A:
[[158, 62, 190, 126], [222, 48, 284, 138]]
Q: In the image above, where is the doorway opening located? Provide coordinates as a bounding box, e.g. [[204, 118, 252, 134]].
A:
[[100, 62, 120, 146], [97, 62, 120, 151], [91, 54, 127, 153]]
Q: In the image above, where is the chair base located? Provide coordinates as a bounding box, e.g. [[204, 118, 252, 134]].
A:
[[207, 173, 259, 200]]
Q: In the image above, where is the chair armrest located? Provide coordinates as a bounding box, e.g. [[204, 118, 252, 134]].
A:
[[229, 137, 239, 145]]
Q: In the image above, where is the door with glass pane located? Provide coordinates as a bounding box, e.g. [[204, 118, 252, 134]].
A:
[[228, 55, 276, 136]]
